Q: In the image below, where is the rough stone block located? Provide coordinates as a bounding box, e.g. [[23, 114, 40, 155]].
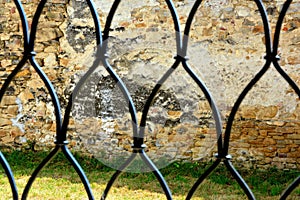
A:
[[263, 137, 276, 145], [1, 96, 16, 106]]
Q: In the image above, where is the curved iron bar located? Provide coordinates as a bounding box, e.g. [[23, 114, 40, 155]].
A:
[[139, 0, 182, 142], [180, 1, 224, 191], [224, 159, 255, 199], [101, 0, 138, 140], [185, 59, 271, 199], [140, 150, 172, 200], [272, 0, 292, 54], [25, 0, 63, 136], [101, 153, 137, 199], [60, 52, 107, 200], [100, 56, 140, 150], [182, 0, 223, 156], [185, 0, 270, 198], [271, 1, 300, 197], [182, 0, 202, 56], [271, 0, 297, 92], [60, 62, 102, 200], [102, 149, 173, 200], [17, 0, 96, 198], [0, 152, 18, 199], [21, 56, 65, 198], [62, 55, 102, 139], [102, 0, 121, 50], [181, 61, 223, 152], [182, 60, 225, 199], [0, 0, 31, 199], [186, 159, 221, 200], [21, 146, 60, 200], [139, 59, 181, 141], [0, 0, 30, 100], [61, 145, 94, 199], [272, 0, 300, 117], [133, 11, 182, 199], [14, 0, 29, 49], [138, 0, 182, 139], [28, 0, 104, 198], [0, 0, 299, 199], [21, 144, 96, 200], [280, 175, 300, 199], [227, 59, 274, 199], [102, 0, 181, 198], [219, 0, 297, 198], [97, 0, 141, 197], [86, 0, 103, 47], [165, 0, 182, 56], [60, 49, 103, 200], [223, 0, 272, 154], [62, 0, 103, 141], [0, 0, 32, 198], [220, 61, 272, 198], [218, 3, 272, 197], [0, 57, 27, 108], [0, 58, 24, 199]]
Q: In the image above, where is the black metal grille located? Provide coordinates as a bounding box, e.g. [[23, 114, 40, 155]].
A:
[[0, 0, 300, 199]]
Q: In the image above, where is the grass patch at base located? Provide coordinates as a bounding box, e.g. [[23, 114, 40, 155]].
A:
[[0, 150, 299, 199]]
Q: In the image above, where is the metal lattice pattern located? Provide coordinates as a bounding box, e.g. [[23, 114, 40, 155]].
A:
[[0, 0, 300, 199]]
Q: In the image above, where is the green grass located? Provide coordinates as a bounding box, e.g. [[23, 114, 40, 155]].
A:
[[0, 149, 299, 199]]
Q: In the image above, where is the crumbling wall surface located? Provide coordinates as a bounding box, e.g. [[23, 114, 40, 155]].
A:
[[1, 0, 300, 169]]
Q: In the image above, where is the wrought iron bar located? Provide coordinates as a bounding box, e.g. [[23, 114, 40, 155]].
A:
[[223, 0, 272, 155], [0, 152, 18, 199], [101, 1, 180, 198], [101, 153, 137, 199], [186, 158, 221, 200], [21, 146, 60, 200], [223, 159, 256, 199], [280, 175, 300, 199], [0, 0, 299, 199]]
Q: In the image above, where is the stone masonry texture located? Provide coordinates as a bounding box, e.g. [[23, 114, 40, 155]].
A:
[[1, 0, 300, 169]]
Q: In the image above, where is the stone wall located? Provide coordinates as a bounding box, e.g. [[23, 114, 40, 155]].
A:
[[1, 0, 300, 169]]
